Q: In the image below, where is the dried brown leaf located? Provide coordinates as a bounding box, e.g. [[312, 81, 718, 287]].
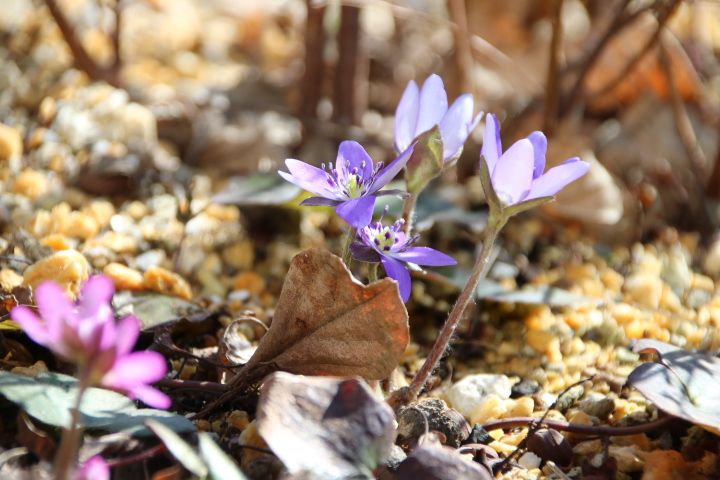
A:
[[244, 248, 409, 379], [257, 372, 396, 479]]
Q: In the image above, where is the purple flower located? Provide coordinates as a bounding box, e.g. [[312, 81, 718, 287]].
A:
[[75, 455, 109, 480], [279, 141, 413, 228], [11, 275, 171, 409], [395, 74, 482, 161], [350, 219, 456, 302], [481, 114, 590, 206]]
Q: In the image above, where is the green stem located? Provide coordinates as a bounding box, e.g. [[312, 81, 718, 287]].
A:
[[401, 193, 417, 232], [404, 214, 507, 402], [55, 376, 90, 480], [340, 227, 356, 266], [368, 263, 379, 283]]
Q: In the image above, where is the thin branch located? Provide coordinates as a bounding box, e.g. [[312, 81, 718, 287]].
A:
[[111, 0, 123, 71], [482, 414, 674, 436], [543, 0, 564, 134], [586, 0, 682, 102], [559, 0, 634, 116], [43, 0, 121, 86], [448, 0, 474, 96], [155, 378, 228, 394]]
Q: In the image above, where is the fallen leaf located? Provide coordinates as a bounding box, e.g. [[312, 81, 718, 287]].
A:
[[256, 372, 396, 479], [396, 442, 492, 480], [525, 428, 573, 467], [243, 248, 409, 379], [212, 174, 301, 206], [0, 372, 194, 436], [628, 340, 720, 435], [113, 292, 208, 330], [584, 13, 700, 112], [475, 280, 602, 307]]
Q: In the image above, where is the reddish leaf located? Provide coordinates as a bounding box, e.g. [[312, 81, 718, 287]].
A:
[[244, 248, 409, 379], [257, 372, 396, 479]]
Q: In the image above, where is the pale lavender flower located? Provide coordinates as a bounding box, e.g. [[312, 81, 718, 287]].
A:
[[11, 275, 170, 409], [75, 455, 109, 480], [350, 218, 456, 302], [395, 74, 482, 161], [481, 113, 590, 206], [279, 141, 413, 228]]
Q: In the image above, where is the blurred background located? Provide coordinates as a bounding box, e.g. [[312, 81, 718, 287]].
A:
[[1, 0, 720, 246]]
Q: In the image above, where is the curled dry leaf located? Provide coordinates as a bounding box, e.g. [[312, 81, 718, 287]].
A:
[[628, 339, 720, 435], [244, 248, 409, 379], [256, 372, 396, 479]]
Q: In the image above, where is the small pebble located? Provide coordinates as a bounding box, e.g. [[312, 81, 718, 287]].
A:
[[144, 266, 193, 299], [445, 374, 512, 418], [23, 249, 90, 296]]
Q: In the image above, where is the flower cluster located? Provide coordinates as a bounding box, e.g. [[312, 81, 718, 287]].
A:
[[11, 275, 170, 408], [280, 75, 590, 302]]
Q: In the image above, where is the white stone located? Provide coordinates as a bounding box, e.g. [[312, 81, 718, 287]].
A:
[[518, 451, 542, 470], [445, 374, 512, 418]]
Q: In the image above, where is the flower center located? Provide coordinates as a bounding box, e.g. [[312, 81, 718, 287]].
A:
[[373, 226, 398, 252], [346, 173, 363, 198]]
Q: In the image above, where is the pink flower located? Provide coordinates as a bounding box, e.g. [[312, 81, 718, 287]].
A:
[[11, 275, 170, 409], [75, 455, 109, 480]]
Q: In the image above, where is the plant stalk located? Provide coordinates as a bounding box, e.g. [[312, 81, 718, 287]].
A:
[[368, 263, 379, 282], [406, 216, 505, 401], [54, 376, 90, 480], [340, 227, 356, 265], [401, 193, 417, 232]]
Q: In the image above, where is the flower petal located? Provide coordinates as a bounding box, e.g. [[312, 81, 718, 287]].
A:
[[127, 384, 171, 409], [281, 160, 340, 199], [527, 131, 547, 179], [10, 306, 52, 347], [395, 80, 420, 152], [104, 351, 167, 389], [337, 141, 373, 180], [481, 113, 502, 174], [491, 138, 535, 205], [525, 157, 590, 200], [381, 256, 412, 303], [335, 196, 376, 228], [415, 74, 448, 137], [78, 275, 115, 320], [300, 196, 339, 207], [393, 247, 457, 266], [35, 281, 74, 342], [75, 455, 110, 480], [115, 315, 140, 355], [368, 146, 414, 194], [350, 243, 381, 263], [438, 94, 475, 161]]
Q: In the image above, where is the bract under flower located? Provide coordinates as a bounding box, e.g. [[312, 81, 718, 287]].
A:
[[11, 275, 170, 409], [395, 74, 482, 161], [350, 219, 456, 302], [481, 114, 590, 206], [279, 141, 413, 228]]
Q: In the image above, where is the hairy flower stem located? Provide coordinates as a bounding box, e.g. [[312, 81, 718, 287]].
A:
[[55, 376, 90, 480], [401, 193, 417, 232], [340, 227, 356, 266], [368, 263, 379, 282], [406, 215, 507, 402]]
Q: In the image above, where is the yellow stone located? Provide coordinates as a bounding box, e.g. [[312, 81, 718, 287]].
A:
[[12, 169, 49, 200], [40, 233, 73, 251], [103, 263, 144, 291], [470, 394, 508, 425], [0, 268, 23, 290], [143, 266, 193, 299], [23, 250, 90, 297], [503, 397, 534, 418], [0, 123, 22, 161]]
